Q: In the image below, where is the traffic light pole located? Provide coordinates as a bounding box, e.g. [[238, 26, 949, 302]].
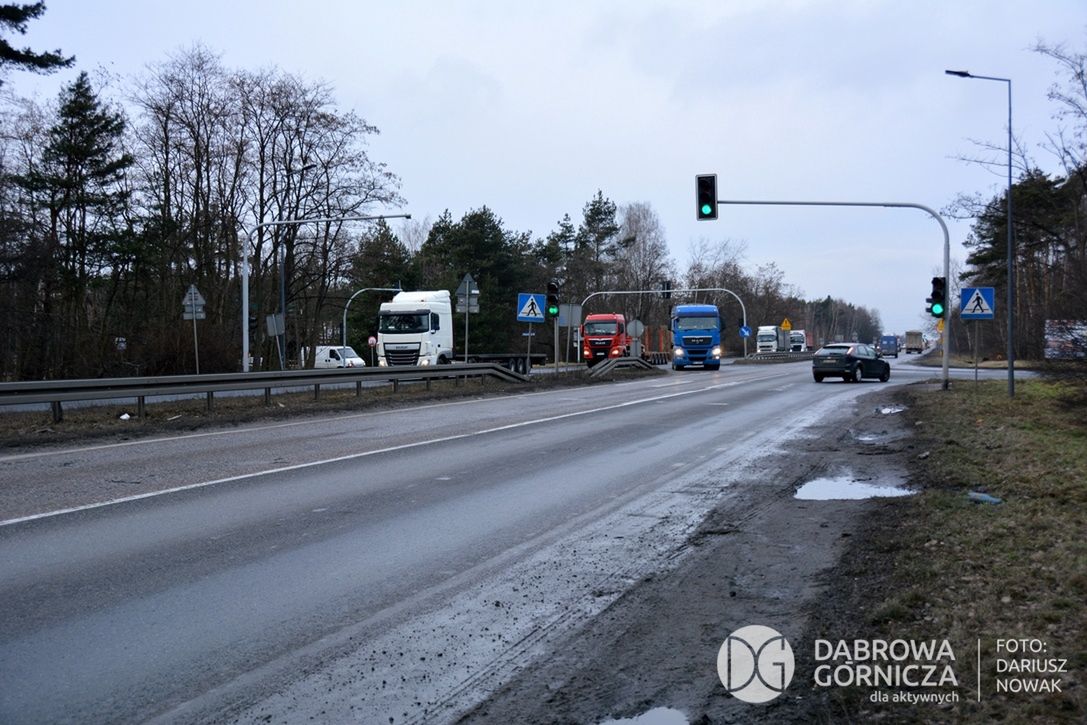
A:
[[714, 199, 951, 391]]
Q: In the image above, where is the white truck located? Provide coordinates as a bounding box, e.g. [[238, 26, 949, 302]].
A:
[[789, 329, 810, 352], [904, 330, 924, 355], [303, 345, 365, 368], [377, 290, 455, 366], [756, 325, 790, 353]]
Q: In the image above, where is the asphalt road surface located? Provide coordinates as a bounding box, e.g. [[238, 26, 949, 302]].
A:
[[0, 358, 1014, 723]]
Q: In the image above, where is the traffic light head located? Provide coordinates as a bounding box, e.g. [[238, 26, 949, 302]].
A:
[[546, 280, 560, 319], [929, 276, 946, 318], [696, 174, 718, 220]]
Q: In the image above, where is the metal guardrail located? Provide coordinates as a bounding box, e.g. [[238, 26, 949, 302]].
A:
[[743, 351, 816, 362], [0, 363, 529, 422], [587, 357, 658, 378]]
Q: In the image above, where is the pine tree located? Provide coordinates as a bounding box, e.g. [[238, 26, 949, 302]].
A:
[[0, 2, 73, 86], [14, 71, 133, 374]]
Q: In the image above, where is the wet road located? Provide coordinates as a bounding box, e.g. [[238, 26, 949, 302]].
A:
[[0, 358, 1007, 722]]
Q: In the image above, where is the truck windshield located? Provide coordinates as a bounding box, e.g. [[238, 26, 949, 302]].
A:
[[675, 316, 719, 331], [379, 313, 429, 334], [584, 321, 618, 335], [757, 334, 775, 342]]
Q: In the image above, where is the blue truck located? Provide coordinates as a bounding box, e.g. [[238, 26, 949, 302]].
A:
[[671, 304, 723, 370]]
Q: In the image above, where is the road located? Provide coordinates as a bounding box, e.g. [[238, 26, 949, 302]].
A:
[[0, 358, 1008, 723]]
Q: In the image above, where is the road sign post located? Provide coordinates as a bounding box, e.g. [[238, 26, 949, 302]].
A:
[[960, 286, 995, 390], [457, 274, 480, 362], [182, 284, 205, 374], [517, 292, 545, 373]]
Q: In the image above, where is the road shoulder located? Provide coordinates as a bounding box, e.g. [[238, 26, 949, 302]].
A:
[[461, 385, 916, 724]]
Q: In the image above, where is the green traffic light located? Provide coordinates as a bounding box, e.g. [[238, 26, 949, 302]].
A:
[[700, 203, 713, 216], [547, 305, 559, 316], [931, 302, 944, 316]]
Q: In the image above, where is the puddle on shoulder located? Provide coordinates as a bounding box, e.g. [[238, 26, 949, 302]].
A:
[[795, 474, 915, 500], [597, 707, 689, 725]]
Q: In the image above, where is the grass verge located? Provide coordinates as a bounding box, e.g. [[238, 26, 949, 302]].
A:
[[803, 377, 1086, 723]]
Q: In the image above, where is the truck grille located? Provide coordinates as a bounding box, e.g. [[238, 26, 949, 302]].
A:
[[589, 338, 610, 347], [384, 346, 420, 366], [683, 336, 711, 346]]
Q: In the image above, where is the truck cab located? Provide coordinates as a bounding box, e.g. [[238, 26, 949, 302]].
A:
[[756, 325, 789, 353], [581, 313, 631, 367], [377, 290, 454, 366], [671, 304, 722, 370], [879, 334, 899, 358]]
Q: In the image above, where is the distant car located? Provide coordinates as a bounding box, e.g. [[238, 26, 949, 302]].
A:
[[812, 342, 890, 383]]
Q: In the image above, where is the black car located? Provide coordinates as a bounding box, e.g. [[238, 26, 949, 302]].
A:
[[812, 342, 890, 383]]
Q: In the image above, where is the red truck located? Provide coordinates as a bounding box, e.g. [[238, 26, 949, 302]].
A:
[[581, 313, 632, 367]]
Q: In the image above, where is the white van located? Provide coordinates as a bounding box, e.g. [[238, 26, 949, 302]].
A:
[[303, 345, 366, 368]]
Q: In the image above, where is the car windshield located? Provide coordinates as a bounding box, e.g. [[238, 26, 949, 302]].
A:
[[675, 316, 719, 331], [816, 345, 853, 355], [338, 346, 360, 358], [584, 321, 618, 335], [379, 313, 429, 334]]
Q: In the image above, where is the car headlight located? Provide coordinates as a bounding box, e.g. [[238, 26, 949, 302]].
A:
[[674, 347, 686, 358]]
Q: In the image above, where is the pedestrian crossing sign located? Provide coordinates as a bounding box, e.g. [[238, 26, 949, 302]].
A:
[[517, 293, 546, 323], [960, 287, 995, 320]]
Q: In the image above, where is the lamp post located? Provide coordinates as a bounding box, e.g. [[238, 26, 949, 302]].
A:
[[342, 286, 402, 364], [945, 69, 1014, 398], [241, 213, 411, 372]]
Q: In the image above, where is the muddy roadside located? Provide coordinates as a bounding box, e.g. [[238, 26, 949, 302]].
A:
[[460, 385, 922, 724]]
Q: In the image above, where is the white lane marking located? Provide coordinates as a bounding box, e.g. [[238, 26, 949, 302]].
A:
[[0, 372, 786, 464], [1, 379, 776, 527]]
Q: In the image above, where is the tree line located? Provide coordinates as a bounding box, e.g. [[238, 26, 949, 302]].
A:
[[947, 40, 1087, 361], [6, 9, 1080, 378], [0, 33, 880, 379]]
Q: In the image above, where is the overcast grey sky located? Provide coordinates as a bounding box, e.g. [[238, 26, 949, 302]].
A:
[[12, 0, 1087, 335]]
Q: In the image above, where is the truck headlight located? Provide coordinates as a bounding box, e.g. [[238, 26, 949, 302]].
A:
[[711, 346, 722, 358], [674, 347, 686, 358], [419, 358, 430, 366]]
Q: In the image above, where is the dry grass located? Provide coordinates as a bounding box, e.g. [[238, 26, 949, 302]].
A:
[[865, 378, 1087, 722]]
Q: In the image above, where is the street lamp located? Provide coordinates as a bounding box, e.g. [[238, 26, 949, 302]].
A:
[[342, 286, 402, 365], [241, 213, 411, 372], [945, 69, 1015, 398]]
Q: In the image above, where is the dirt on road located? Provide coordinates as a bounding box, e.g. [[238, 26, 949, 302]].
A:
[[460, 385, 923, 725]]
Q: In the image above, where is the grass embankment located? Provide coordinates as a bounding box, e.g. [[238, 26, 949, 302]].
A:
[[860, 378, 1086, 722]]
